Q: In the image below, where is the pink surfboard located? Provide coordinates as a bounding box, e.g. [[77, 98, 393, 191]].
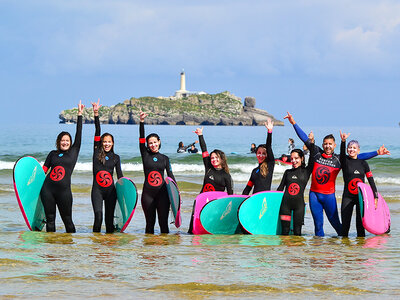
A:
[[192, 191, 227, 234], [358, 182, 390, 235]]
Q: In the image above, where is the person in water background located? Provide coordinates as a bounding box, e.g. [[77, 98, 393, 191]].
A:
[[91, 99, 123, 233], [40, 100, 84, 233], [139, 111, 176, 234], [250, 143, 256, 153], [177, 140, 198, 153], [243, 119, 275, 195], [188, 144, 199, 153], [288, 138, 295, 154]]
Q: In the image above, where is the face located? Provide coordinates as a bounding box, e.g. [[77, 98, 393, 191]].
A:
[[147, 137, 160, 153], [102, 136, 114, 152], [256, 147, 267, 164], [291, 152, 303, 169], [210, 153, 222, 169], [322, 138, 336, 155], [60, 135, 71, 151], [347, 143, 360, 159]]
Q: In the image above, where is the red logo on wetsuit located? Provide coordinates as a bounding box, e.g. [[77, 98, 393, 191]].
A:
[[96, 171, 113, 187], [348, 178, 362, 194], [288, 183, 300, 196], [148, 171, 163, 187], [315, 166, 330, 185], [203, 183, 215, 192], [50, 166, 65, 181]]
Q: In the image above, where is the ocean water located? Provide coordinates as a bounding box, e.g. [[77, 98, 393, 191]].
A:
[[1, 123, 400, 298]]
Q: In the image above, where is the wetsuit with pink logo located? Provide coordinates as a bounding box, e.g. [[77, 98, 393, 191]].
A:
[[293, 123, 377, 236], [91, 116, 123, 233], [140, 122, 175, 234], [40, 116, 82, 233], [340, 140, 378, 237]]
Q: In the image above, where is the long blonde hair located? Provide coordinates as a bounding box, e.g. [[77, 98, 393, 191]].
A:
[[256, 144, 268, 177]]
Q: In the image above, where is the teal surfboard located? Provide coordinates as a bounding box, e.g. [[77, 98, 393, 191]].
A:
[[199, 195, 248, 234], [13, 156, 46, 231], [115, 177, 138, 232], [238, 191, 284, 235], [165, 177, 181, 228]]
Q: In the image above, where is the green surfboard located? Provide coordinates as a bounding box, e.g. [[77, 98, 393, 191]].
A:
[[238, 191, 284, 235], [199, 195, 248, 234], [13, 156, 46, 231], [115, 177, 138, 232]]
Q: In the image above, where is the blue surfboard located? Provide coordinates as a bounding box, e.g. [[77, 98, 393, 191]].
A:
[[115, 177, 138, 232], [13, 156, 46, 231], [165, 177, 182, 228]]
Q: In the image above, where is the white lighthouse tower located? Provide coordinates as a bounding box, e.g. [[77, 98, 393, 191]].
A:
[[175, 69, 188, 98]]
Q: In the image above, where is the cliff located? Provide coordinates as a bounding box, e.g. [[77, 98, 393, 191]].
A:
[[59, 92, 284, 126]]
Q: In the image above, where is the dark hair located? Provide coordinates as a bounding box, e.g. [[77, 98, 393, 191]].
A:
[[98, 133, 115, 164], [323, 134, 335, 142], [56, 131, 72, 152], [210, 149, 229, 174], [289, 138, 295, 144], [146, 133, 161, 151], [178, 141, 184, 148], [291, 149, 305, 168], [256, 144, 268, 177]]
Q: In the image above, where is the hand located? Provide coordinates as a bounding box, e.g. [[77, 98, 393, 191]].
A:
[[283, 112, 295, 125], [78, 100, 85, 116], [374, 197, 378, 209], [139, 111, 148, 122], [193, 127, 203, 136], [195, 140, 199, 144], [377, 145, 391, 156], [91, 98, 102, 116], [265, 118, 274, 131], [308, 131, 314, 143], [340, 130, 351, 142]]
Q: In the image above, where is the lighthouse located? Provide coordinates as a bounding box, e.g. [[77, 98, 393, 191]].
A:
[[175, 69, 188, 98]]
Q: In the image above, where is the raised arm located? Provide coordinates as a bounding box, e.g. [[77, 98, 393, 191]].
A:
[[72, 100, 84, 150], [194, 127, 212, 169], [339, 130, 351, 166], [358, 144, 390, 160], [265, 119, 274, 161], [92, 99, 102, 150], [284, 112, 312, 149], [139, 112, 147, 156]]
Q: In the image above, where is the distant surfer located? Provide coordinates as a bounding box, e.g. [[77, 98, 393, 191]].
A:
[[177, 140, 198, 153], [288, 138, 295, 153], [91, 99, 123, 233], [250, 143, 256, 154], [188, 144, 199, 153], [242, 119, 275, 195], [40, 100, 84, 232], [139, 111, 176, 234]]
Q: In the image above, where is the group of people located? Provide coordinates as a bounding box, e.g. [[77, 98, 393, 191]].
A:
[[39, 101, 390, 237]]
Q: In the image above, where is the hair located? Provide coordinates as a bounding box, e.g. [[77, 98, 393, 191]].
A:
[[251, 143, 256, 147], [178, 141, 184, 148], [291, 149, 306, 168], [256, 144, 269, 177], [56, 131, 72, 152], [323, 134, 335, 142], [210, 149, 230, 174], [146, 133, 161, 151], [348, 140, 360, 149], [98, 133, 115, 164], [289, 138, 295, 144]]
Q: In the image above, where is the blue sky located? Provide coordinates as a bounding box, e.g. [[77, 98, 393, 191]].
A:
[[1, 0, 400, 126]]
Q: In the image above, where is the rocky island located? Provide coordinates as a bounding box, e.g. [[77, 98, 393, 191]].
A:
[[59, 92, 283, 126]]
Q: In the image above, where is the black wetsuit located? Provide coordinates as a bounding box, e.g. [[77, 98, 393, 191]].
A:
[[340, 141, 378, 237], [91, 116, 123, 233], [242, 130, 275, 195], [277, 155, 314, 235], [140, 122, 175, 234], [40, 116, 82, 233], [177, 142, 196, 153]]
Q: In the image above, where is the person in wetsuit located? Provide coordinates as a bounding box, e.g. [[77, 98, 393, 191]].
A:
[[91, 99, 123, 233], [243, 119, 275, 195], [40, 101, 84, 232], [284, 112, 385, 237], [177, 140, 198, 153], [277, 149, 313, 235], [139, 112, 176, 234], [339, 132, 383, 237]]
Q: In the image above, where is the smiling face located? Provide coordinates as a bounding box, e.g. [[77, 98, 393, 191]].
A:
[[147, 136, 160, 153], [347, 143, 360, 159], [210, 152, 222, 169], [322, 138, 336, 155], [256, 147, 267, 164], [291, 151, 304, 168], [102, 135, 114, 152], [60, 135, 71, 151]]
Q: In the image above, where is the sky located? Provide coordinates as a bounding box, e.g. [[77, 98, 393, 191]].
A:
[[1, 0, 400, 126]]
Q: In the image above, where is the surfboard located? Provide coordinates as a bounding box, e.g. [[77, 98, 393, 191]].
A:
[[358, 182, 390, 235], [13, 156, 46, 231], [199, 195, 248, 234], [115, 177, 138, 232], [165, 177, 182, 228], [192, 191, 228, 234], [238, 191, 284, 235]]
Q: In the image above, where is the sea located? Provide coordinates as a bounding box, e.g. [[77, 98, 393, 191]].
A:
[[0, 123, 399, 298]]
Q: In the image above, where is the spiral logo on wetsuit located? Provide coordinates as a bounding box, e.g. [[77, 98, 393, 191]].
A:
[[96, 171, 113, 187], [203, 183, 215, 192], [315, 166, 330, 185], [288, 183, 300, 196], [348, 178, 362, 195], [148, 171, 162, 187], [50, 166, 65, 181]]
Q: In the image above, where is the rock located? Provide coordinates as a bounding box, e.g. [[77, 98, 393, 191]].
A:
[[244, 97, 256, 108]]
